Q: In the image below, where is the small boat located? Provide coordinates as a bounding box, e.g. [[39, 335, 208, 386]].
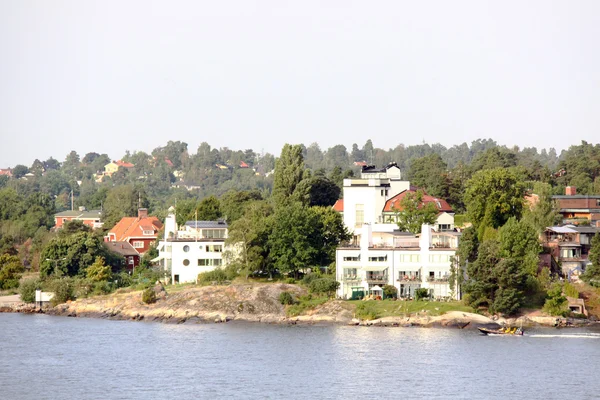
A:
[[478, 326, 523, 336]]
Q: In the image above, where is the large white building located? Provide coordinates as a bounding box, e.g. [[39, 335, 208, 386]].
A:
[[335, 224, 461, 300], [335, 162, 455, 236], [155, 211, 229, 284]]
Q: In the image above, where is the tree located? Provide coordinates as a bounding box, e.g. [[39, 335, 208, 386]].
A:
[[268, 202, 320, 277], [464, 168, 525, 240], [312, 206, 351, 267], [582, 233, 600, 287], [86, 256, 111, 282], [407, 154, 449, 198], [272, 144, 307, 207], [522, 182, 559, 232], [102, 185, 148, 229], [220, 190, 263, 223], [393, 190, 438, 234], [196, 195, 222, 221], [12, 165, 28, 179], [0, 254, 24, 289], [294, 174, 340, 207]]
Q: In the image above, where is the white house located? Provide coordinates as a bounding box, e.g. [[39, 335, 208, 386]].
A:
[[154, 211, 229, 284], [335, 224, 461, 300]]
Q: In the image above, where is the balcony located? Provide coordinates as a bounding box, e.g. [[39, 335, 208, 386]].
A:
[[397, 275, 421, 283], [366, 274, 388, 284], [342, 275, 361, 282], [427, 276, 450, 283]]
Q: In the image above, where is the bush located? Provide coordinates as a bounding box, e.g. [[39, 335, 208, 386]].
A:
[[355, 301, 380, 320], [279, 291, 295, 305], [308, 278, 339, 296], [543, 282, 568, 316], [48, 278, 75, 306], [197, 268, 229, 285], [563, 282, 579, 298], [302, 272, 322, 286], [142, 288, 157, 304], [415, 288, 430, 301], [383, 285, 398, 299], [285, 278, 296, 284], [19, 278, 41, 303]]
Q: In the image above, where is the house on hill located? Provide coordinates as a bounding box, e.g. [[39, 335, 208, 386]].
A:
[[104, 160, 135, 177], [552, 186, 600, 227], [105, 241, 140, 271], [54, 208, 103, 230], [382, 190, 455, 232], [104, 208, 162, 254]]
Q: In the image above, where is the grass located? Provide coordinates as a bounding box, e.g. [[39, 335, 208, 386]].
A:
[[286, 294, 329, 317], [347, 299, 473, 319]]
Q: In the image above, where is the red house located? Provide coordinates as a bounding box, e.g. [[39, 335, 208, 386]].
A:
[[105, 208, 163, 254], [54, 208, 103, 229], [105, 241, 141, 271]]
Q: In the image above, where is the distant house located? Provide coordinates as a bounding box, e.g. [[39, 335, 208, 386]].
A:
[[239, 161, 249, 168], [54, 208, 103, 230], [215, 164, 229, 170], [543, 225, 600, 279], [105, 208, 163, 254], [105, 241, 140, 271], [382, 190, 455, 232], [0, 169, 12, 177], [155, 212, 229, 284], [104, 160, 135, 177], [552, 186, 600, 227]]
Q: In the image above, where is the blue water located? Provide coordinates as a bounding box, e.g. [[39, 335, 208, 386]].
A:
[[1, 313, 599, 399]]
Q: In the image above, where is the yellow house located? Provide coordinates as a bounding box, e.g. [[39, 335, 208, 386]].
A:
[[104, 160, 135, 177]]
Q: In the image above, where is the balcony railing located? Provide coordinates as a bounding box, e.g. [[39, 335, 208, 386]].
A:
[[366, 274, 388, 284], [342, 275, 361, 282], [397, 275, 420, 282], [427, 276, 450, 283]]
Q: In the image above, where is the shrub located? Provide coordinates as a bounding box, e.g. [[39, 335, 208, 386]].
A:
[[308, 278, 339, 296], [197, 268, 229, 285], [142, 288, 157, 304], [355, 301, 380, 320], [48, 278, 75, 306], [382, 285, 398, 299], [543, 282, 568, 316], [285, 278, 296, 284], [415, 288, 430, 301], [302, 272, 322, 286], [279, 291, 295, 305], [19, 278, 41, 303], [563, 282, 579, 298], [0, 254, 24, 290]]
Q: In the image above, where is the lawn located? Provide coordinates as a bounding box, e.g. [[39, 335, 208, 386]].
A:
[[347, 299, 473, 318]]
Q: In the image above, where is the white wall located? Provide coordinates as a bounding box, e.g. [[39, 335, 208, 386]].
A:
[[170, 240, 226, 283]]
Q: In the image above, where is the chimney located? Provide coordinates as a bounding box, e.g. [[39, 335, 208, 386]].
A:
[[566, 186, 577, 196], [138, 208, 148, 218]]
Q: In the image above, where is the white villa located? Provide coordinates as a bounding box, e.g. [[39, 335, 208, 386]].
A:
[[335, 224, 461, 300], [154, 210, 229, 284], [335, 162, 455, 235]]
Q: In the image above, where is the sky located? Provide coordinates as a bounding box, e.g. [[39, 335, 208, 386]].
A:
[[1, 1, 599, 168]]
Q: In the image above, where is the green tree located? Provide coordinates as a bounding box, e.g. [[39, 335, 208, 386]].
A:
[[582, 233, 600, 287], [196, 195, 222, 221], [393, 190, 438, 234], [0, 254, 24, 289], [407, 154, 449, 198], [86, 256, 112, 282], [522, 182, 559, 232], [102, 185, 148, 229], [272, 144, 307, 207], [220, 190, 263, 223], [12, 165, 29, 179], [464, 168, 525, 240]]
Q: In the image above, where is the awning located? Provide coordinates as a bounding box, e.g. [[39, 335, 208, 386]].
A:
[[150, 255, 165, 263], [363, 265, 389, 272], [370, 285, 383, 292]]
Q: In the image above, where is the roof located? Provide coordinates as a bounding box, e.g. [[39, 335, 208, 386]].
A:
[[55, 209, 102, 219], [332, 199, 344, 212], [239, 161, 249, 168], [184, 220, 228, 229], [108, 215, 163, 241], [115, 160, 135, 168], [546, 226, 578, 234], [572, 226, 600, 234], [383, 190, 453, 213], [105, 241, 139, 257]]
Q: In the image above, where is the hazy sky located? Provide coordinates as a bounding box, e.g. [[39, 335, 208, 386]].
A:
[[1, 1, 599, 167]]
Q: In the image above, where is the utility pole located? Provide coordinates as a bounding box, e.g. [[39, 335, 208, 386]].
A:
[[71, 190, 74, 211]]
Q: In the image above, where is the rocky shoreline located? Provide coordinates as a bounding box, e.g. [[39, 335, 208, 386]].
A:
[[1, 283, 596, 329]]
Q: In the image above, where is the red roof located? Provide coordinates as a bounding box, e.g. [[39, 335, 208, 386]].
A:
[[383, 190, 453, 213], [333, 199, 344, 212], [107, 215, 163, 241], [354, 161, 367, 166], [164, 158, 174, 167], [116, 160, 134, 168], [0, 169, 12, 177], [240, 161, 249, 168]]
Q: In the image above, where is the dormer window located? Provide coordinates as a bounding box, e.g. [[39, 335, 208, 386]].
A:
[[143, 230, 154, 235]]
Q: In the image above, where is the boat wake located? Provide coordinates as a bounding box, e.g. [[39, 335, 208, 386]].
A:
[[528, 333, 600, 339]]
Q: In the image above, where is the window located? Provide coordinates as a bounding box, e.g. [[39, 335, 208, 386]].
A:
[[343, 256, 360, 262], [143, 230, 154, 235], [355, 204, 364, 226], [204, 229, 226, 239], [183, 245, 190, 252], [198, 259, 223, 267], [198, 245, 204, 251], [368, 256, 387, 262], [133, 241, 144, 248], [183, 259, 190, 266], [207, 245, 223, 252]]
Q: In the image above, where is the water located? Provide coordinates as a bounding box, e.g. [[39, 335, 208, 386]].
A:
[[1, 313, 600, 399]]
